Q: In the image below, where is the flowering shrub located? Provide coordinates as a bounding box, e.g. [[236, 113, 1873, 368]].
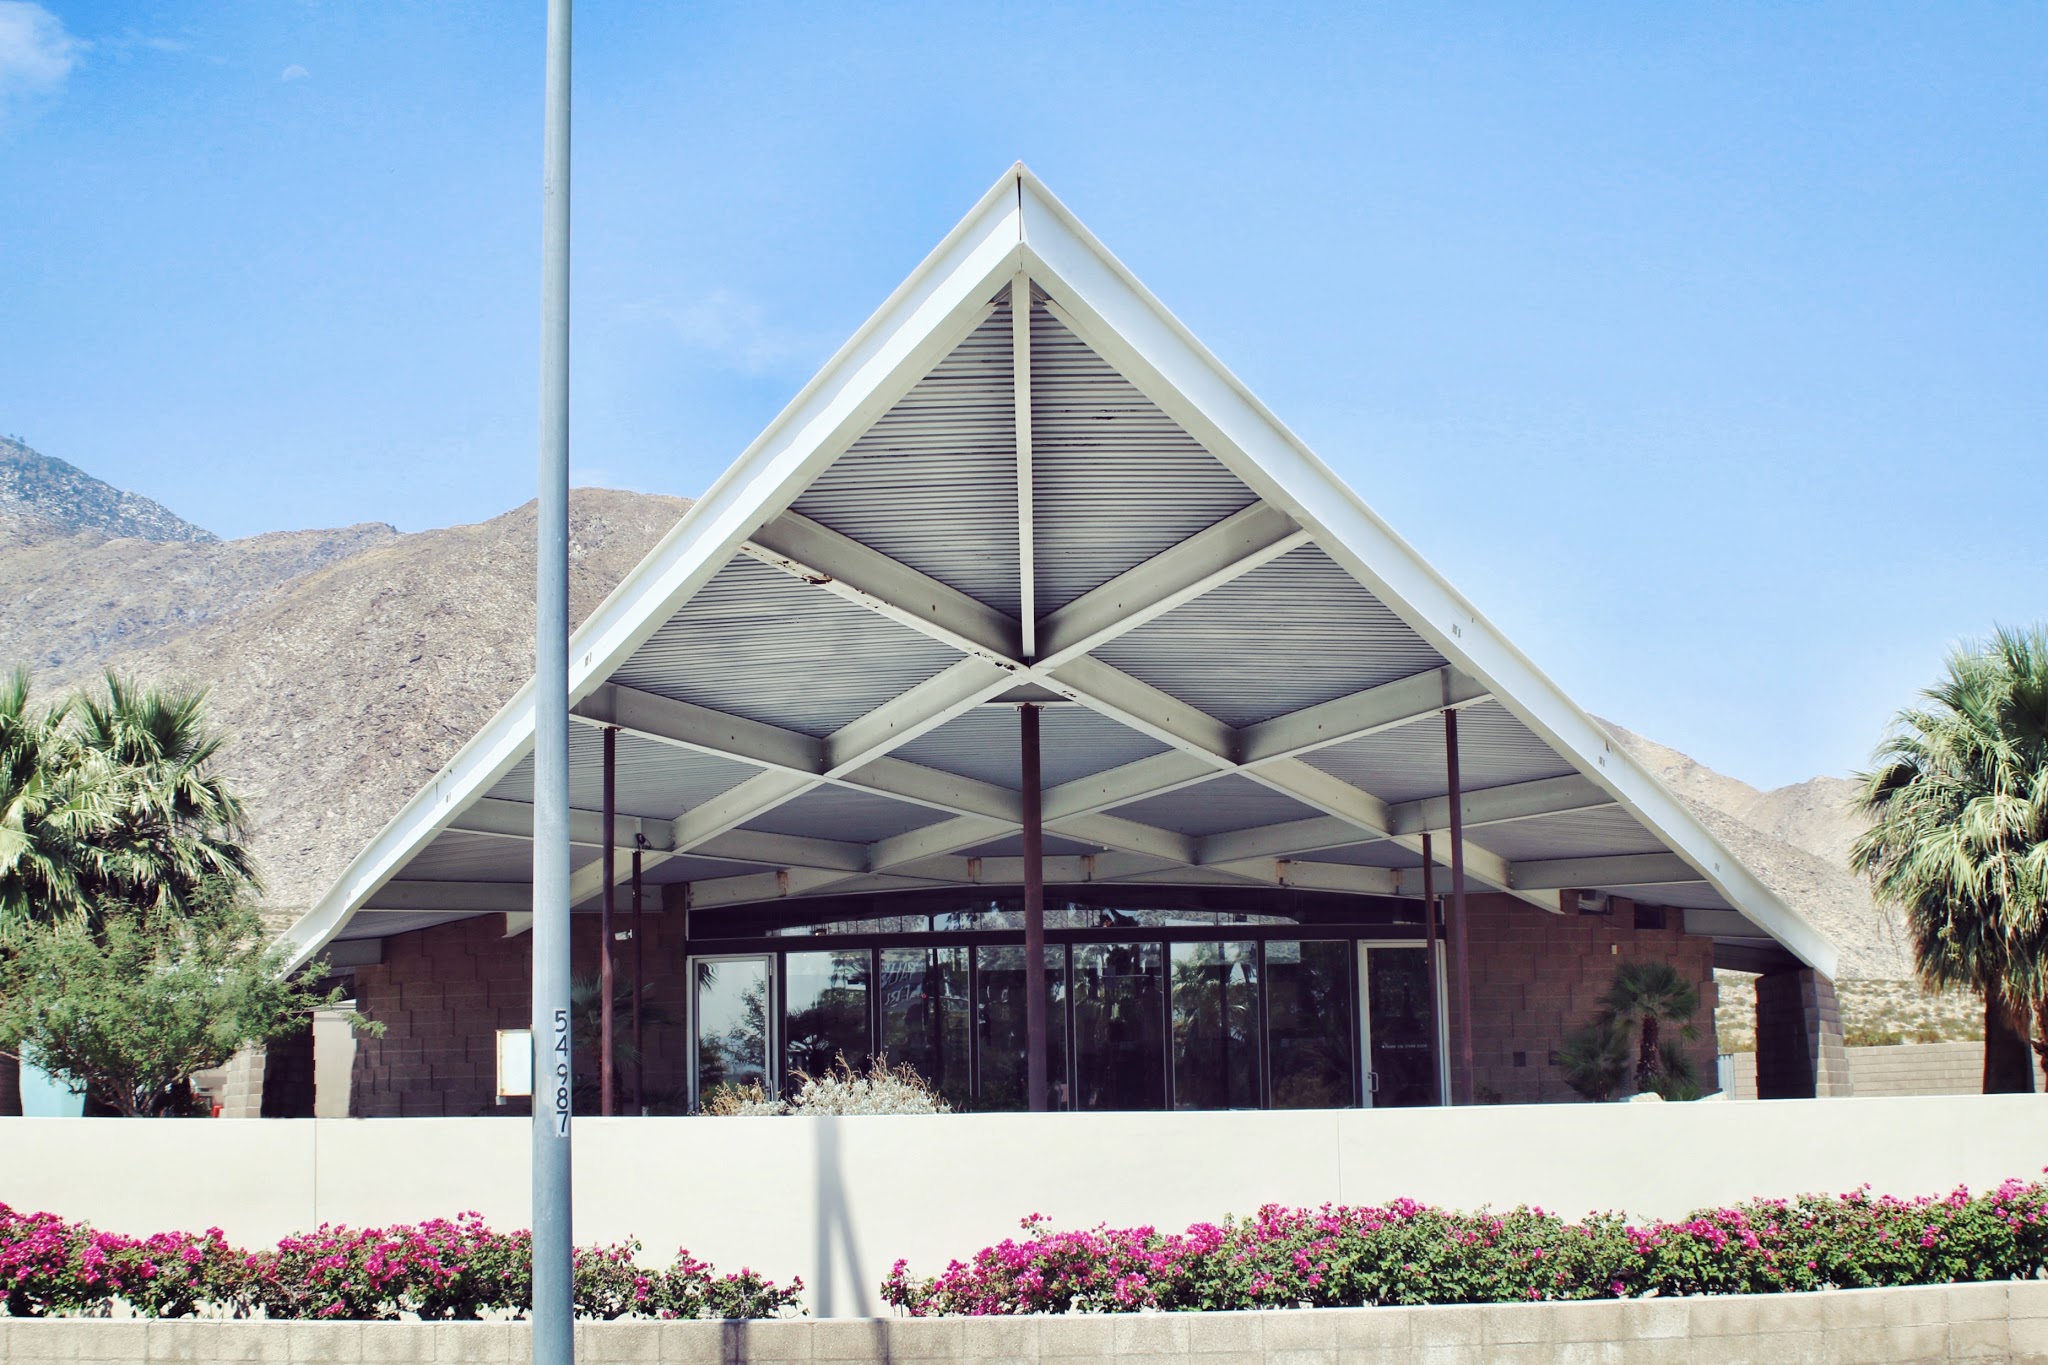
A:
[[881, 1176, 2048, 1315], [0, 1205, 800, 1320]]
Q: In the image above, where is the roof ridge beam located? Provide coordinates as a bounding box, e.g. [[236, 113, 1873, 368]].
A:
[[1237, 666, 1489, 766], [1387, 773, 1617, 838], [1033, 503, 1309, 668]]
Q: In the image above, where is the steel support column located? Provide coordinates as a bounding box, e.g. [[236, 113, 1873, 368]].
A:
[[1421, 831, 1441, 1106], [1444, 708, 1474, 1106], [529, 0, 575, 1355], [600, 725, 617, 1117], [631, 844, 644, 1115], [1020, 703, 1047, 1112]]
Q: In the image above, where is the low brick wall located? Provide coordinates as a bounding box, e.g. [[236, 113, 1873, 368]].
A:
[[6, 1281, 2047, 1363]]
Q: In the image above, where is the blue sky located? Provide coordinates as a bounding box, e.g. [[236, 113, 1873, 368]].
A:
[[0, 3, 2042, 792]]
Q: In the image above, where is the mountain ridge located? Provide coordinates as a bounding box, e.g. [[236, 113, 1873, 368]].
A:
[[1, 437, 218, 545]]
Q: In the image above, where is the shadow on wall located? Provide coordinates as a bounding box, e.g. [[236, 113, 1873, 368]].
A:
[[813, 1119, 874, 1318]]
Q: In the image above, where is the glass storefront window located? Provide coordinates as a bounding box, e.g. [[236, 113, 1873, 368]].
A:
[[783, 949, 871, 1085], [879, 946, 971, 1108], [975, 945, 1068, 1110], [1073, 942, 1166, 1111], [1170, 941, 1260, 1109], [1267, 940, 1354, 1109], [694, 956, 772, 1105]]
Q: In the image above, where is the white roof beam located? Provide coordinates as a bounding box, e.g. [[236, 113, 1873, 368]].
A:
[[447, 796, 677, 854], [1387, 774, 1617, 838], [824, 657, 1019, 774], [1043, 657, 1235, 764], [868, 815, 1013, 872], [1040, 751, 1217, 821], [744, 513, 1022, 666], [1032, 502, 1309, 668], [839, 756, 1022, 822], [1513, 852, 1705, 892], [363, 881, 532, 914], [573, 683, 823, 776], [1196, 815, 1368, 865], [1203, 858, 1400, 897], [689, 829, 869, 873], [1237, 666, 1489, 766]]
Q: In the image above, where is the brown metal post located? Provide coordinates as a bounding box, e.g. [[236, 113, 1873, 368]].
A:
[[1020, 703, 1048, 1112], [631, 844, 644, 1115], [1421, 831, 1441, 1106], [600, 725, 617, 1117], [1444, 709, 1474, 1106]]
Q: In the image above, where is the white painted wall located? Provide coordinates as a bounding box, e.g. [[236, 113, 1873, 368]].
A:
[[3, 1097, 2044, 1318]]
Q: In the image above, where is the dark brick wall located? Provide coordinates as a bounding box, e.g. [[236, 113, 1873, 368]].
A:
[[348, 910, 691, 1118], [1754, 967, 1851, 1099], [1458, 893, 1719, 1104], [348, 893, 1721, 1114]]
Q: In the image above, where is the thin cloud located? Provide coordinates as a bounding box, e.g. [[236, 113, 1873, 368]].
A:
[[280, 63, 309, 82], [631, 288, 827, 375], [0, 2, 80, 107]]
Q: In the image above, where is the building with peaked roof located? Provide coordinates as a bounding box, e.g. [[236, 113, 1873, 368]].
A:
[[274, 167, 1849, 1120]]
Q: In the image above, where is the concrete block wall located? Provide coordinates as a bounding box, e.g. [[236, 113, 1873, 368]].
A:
[[1730, 1041, 2021, 1100], [1459, 893, 1717, 1104], [347, 908, 692, 1117], [5, 1281, 2048, 1362], [1756, 968, 1853, 1098]]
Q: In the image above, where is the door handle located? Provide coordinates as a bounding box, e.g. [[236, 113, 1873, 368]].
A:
[[1368, 1070, 1380, 1094]]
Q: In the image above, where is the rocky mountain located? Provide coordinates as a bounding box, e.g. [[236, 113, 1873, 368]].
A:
[[1, 437, 217, 544], [0, 444, 1906, 976], [1603, 726, 1910, 980]]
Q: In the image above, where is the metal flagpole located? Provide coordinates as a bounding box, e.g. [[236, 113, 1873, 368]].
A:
[[531, 0, 575, 1358]]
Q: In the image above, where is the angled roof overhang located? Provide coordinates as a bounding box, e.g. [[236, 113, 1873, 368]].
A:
[[284, 166, 1839, 978]]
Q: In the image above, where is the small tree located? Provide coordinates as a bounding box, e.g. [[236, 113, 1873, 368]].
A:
[[1597, 959, 1699, 1094], [1556, 1020, 1630, 1101], [0, 886, 374, 1116]]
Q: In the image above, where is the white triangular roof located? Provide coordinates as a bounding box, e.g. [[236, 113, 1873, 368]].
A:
[[286, 165, 1838, 977]]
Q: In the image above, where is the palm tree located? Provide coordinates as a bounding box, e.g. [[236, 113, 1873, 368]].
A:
[[1852, 626, 2048, 1091], [0, 670, 259, 1114], [0, 670, 119, 1114], [70, 673, 258, 914], [1597, 959, 1699, 1093]]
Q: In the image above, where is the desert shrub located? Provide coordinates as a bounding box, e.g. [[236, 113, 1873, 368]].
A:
[[701, 1079, 788, 1116], [789, 1056, 950, 1115], [882, 1176, 2048, 1315], [702, 1055, 951, 1116], [0, 1204, 800, 1320]]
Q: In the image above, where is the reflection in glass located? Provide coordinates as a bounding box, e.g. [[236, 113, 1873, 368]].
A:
[[975, 945, 1068, 1110], [694, 957, 771, 1104], [783, 949, 871, 1085], [1366, 947, 1440, 1107], [1267, 941, 1354, 1109], [1073, 942, 1166, 1111], [880, 947, 971, 1108], [1171, 941, 1260, 1109]]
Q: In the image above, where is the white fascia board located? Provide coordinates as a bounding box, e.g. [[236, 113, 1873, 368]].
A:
[[281, 171, 1028, 971], [1013, 169, 1837, 978]]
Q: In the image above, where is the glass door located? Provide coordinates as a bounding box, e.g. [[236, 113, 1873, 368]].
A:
[[1359, 945, 1442, 1108], [691, 954, 774, 1109]]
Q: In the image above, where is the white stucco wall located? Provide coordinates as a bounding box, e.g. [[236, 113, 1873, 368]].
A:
[[2, 1096, 2044, 1318]]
